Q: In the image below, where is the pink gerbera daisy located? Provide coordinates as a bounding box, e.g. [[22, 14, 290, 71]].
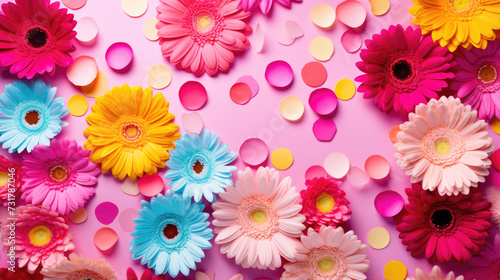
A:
[[465, 241, 500, 280], [1, 204, 75, 273], [300, 177, 351, 231], [356, 25, 454, 115], [156, 0, 252, 76], [281, 226, 370, 280], [41, 253, 117, 280], [238, 0, 301, 14], [394, 96, 494, 196], [407, 266, 464, 280], [0, 155, 23, 206], [212, 167, 306, 269], [485, 186, 500, 232], [21, 138, 100, 215], [451, 39, 500, 121], [396, 183, 492, 264], [0, 0, 77, 79]]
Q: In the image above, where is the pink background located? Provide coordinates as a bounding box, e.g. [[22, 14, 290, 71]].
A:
[[1, 0, 499, 279]]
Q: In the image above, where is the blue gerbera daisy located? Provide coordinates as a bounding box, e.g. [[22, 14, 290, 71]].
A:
[[165, 129, 237, 202], [0, 80, 68, 153], [129, 191, 213, 277]]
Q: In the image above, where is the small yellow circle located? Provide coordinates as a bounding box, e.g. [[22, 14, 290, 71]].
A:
[[82, 71, 108, 98], [28, 225, 52, 247], [147, 64, 172, 90], [317, 258, 334, 271], [452, 0, 470, 11], [279, 96, 304, 122], [435, 140, 450, 155], [492, 118, 500, 135], [251, 210, 267, 223], [335, 79, 356, 101], [384, 260, 407, 280], [310, 4, 336, 28], [316, 193, 336, 213], [310, 36, 334, 62], [143, 18, 160, 41], [67, 94, 88, 117], [368, 227, 390, 249], [0, 171, 8, 187], [271, 148, 294, 170]]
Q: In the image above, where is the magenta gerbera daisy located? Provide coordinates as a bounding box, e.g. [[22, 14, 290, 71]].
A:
[[0, 0, 77, 79], [0, 155, 23, 206], [451, 39, 500, 121], [212, 167, 306, 269], [21, 138, 100, 215], [396, 183, 492, 264], [300, 177, 351, 231], [355, 24, 454, 115], [1, 204, 75, 273], [156, 0, 252, 76], [466, 242, 500, 280]]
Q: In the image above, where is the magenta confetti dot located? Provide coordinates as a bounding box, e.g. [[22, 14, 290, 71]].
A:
[[239, 138, 269, 166], [313, 118, 337, 141], [179, 81, 208, 111], [265, 60, 293, 88], [95, 202, 119, 225], [341, 30, 362, 53], [309, 88, 338, 116], [374, 190, 404, 217], [105, 42, 133, 71], [305, 165, 328, 180]]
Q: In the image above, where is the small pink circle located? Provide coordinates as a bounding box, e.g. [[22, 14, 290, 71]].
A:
[[305, 165, 328, 180], [179, 81, 208, 111], [105, 42, 133, 71], [138, 174, 164, 197], [95, 202, 119, 225], [313, 118, 337, 142], [309, 88, 338, 116], [365, 155, 390, 180], [236, 75, 259, 98], [265, 60, 294, 88], [62, 0, 87, 9], [374, 190, 404, 217], [230, 83, 252, 105], [239, 138, 268, 166]]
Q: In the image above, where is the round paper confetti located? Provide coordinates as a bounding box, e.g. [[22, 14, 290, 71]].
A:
[[95, 202, 119, 225], [182, 112, 204, 134], [121, 178, 139, 196], [67, 94, 88, 117], [389, 124, 401, 144], [82, 71, 108, 98], [94, 227, 118, 251], [230, 83, 252, 105], [70, 207, 88, 224], [336, 0, 367, 29], [347, 166, 370, 188], [236, 75, 259, 98], [279, 96, 304, 122], [66, 56, 98, 86], [122, 0, 148, 17], [492, 150, 500, 171], [370, 0, 391, 16], [285, 20, 304, 39], [240, 138, 269, 166], [305, 165, 328, 180], [138, 174, 164, 197], [492, 118, 500, 135], [119, 208, 140, 232], [271, 148, 293, 170], [179, 81, 208, 110], [310, 4, 336, 28], [147, 64, 171, 89], [301, 62, 327, 87], [368, 227, 390, 249], [365, 155, 390, 180], [276, 24, 295, 46], [74, 17, 98, 45], [62, 0, 86, 9], [375, 190, 404, 217], [335, 78, 356, 100], [106, 42, 133, 71], [310, 37, 334, 62], [313, 118, 337, 142], [384, 260, 407, 280], [309, 88, 338, 116], [143, 18, 160, 41], [265, 60, 294, 88], [324, 152, 350, 179], [341, 30, 362, 53]]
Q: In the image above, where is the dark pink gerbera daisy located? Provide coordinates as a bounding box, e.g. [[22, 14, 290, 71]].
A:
[[356, 24, 455, 116], [396, 183, 492, 264], [0, 0, 77, 79], [0, 155, 23, 206]]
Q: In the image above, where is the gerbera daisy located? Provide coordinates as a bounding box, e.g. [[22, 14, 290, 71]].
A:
[[450, 39, 500, 121], [281, 226, 370, 280], [356, 25, 454, 116], [127, 267, 166, 280], [165, 129, 237, 203], [0, 0, 77, 79], [465, 242, 500, 280], [0, 155, 23, 206], [394, 96, 494, 196], [238, 0, 301, 14], [1, 204, 75, 273], [409, 0, 500, 52], [0, 80, 68, 153], [156, 0, 252, 76], [407, 266, 464, 280], [300, 177, 351, 231], [21, 138, 100, 215], [212, 167, 306, 270], [485, 186, 500, 232], [83, 84, 180, 180], [129, 191, 213, 277], [0, 266, 44, 280], [396, 183, 492, 264], [41, 253, 117, 280]]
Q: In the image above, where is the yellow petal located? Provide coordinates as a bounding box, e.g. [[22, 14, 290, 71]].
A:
[[443, 21, 457, 41]]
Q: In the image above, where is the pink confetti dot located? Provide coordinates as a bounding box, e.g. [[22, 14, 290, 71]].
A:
[[179, 81, 208, 111]]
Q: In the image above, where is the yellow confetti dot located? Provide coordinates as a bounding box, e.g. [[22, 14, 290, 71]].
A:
[[147, 64, 172, 90], [492, 117, 500, 135], [310, 4, 336, 28], [122, 0, 148, 17], [369, 0, 390, 16], [67, 94, 88, 117], [143, 18, 160, 41], [335, 78, 356, 100], [368, 227, 390, 249], [310, 37, 334, 62], [82, 71, 108, 98], [279, 96, 304, 122], [384, 260, 407, 280], [271, 148, 294, 170]]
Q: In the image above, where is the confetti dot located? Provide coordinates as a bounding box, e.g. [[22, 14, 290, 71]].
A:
[[82, 71, 108, 98], [279, 96, 304, 122], [271, 148, 293, 170], [74, 17, 98, 45], [324, 152, 350, 179], [305, 165, 328, 180], [492, 118, 500, 135], [138, 174, 164, 197], [310, 4, 336, 28], [95, 202, 119, 225], [106, 42, 133, 71], [94, 227, 118, 252], [236, 75, 259, 98], [384, 260, 407, 280], [368, 227, 390, 249], [370, 0, 391, 16], [310, 37, 334, 62], [375, 190, 404, 217], [119, 208, 140, 232], [122, 0, 148, 17], [313, 118, 337, 142], [147, 64, 171, 89], [341, 30, 362, 53], [179, 81, 208, 111], [121, 178, 139, 196], [66, 56, 98, 86], [389, 125, 401, 144], [240, 138, 269, 166], [302, 62, 327, 87], [276, 23, 294, 46], [336, 0, 367, 29], [143, 18, 160, 41], [365, 155, 390, 180], [182, 112, 204, 134], [347, 166, 370, 188], [335, 78, 356, 100], [230, 83, 252, 105], [265, 60, 294, 88], [70, 207, 88, 224], [67, 94, 88, 117], [309, 88, 338, 116], [62, 0, 87, 9]]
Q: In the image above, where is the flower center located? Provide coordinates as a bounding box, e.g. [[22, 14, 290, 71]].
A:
[[28, 225, 52, 247], [251, 209, 267, 223], [183, 0, 224, 46], [122, 123, 141, 141], [435, 140, 450, 155], [68, 269, 106, 280], [0, 171, 8, 187], [50, 165, 68, 182], [392, 60, 413, 81], [194, 14, 214, 34], [451, 0, 471, 11], [422, 127, 465, 167], [163, 224, 179, 239], [317, 257, 335, 272], [26, 27, 48, 48], [25, 110, 40, 125], [478, 65, 497, 84], [316, 193, 336, 213], [193, 160, 204, 174], [238, 196, 279, 239], [431, 208, 454, 229]]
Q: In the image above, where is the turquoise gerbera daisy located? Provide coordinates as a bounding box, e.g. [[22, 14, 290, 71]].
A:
[[165, 129, 237, 203], [129, 191, 213, 277], [0, 80, 68, 153]]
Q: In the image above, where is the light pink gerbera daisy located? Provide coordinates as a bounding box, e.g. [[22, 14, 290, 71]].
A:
[[1, 204, 75, 273], [406, 266, 464, 280], [281, 226, 370, 280], [156, 0, 252, 76], [41, 253, 117, 280], [0, 155, 23, 206], [212, 167, 306, 269], [394, 96, 494, 196], [300, 177, 351, 231], [238, 0, 301, 14], [465, 241, 500, 280], [21, 138, 100, 215], [0, 0, 77, 79]]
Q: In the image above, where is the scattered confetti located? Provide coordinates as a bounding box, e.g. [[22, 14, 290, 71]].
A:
[[310, 36, 334, 62], [147, 64, 171, 89], [384, 260, 407, 280], [179, 81, 208, 110], [370, 0, 391, 16], [138, 174, 164, 197], [122, 0, 148, 17], [368, 227, 390, 249], [106, 42, 133, 71], [74, 17, 98, 45], [301, 62, 327, 87], [230, 83, 252, 105], [121, 178, 140, 196], [276, 24, 294, 46], [236, 75, 259, 98], [285, 20, 304, 39], [279, 96, 304, 122], [335, 78, 356, 100], [389, 124, 401, 144], [492, 150, 500, 171], [305, 165, 328, 180], [119, 208, 140, 232], [265, 60, 294, 88], [313, 118, 337, 142], [143, 18, 160, 41], [66, 55, 98, 86], [336, 0, 367, 29], [70, 207, 88, 224], [375, 190, 404, 217], [365, 155, 390, 180], [271, 148, 294, 170], [254, 22, 264, 53], [341, 30, 362, 53], [67, 94, 88, 117], [95, 202, 119, 225], [324, 152, 350, 179], [94, 227, 119, 251], [239, 138, 269, 166], [182, 112, 204, 134], [82, 70, 108, 98], [62, 0, 87, 10], [309, 88, 338, 116], [310, 4, 336, 28], [347, 166, 370, 188]]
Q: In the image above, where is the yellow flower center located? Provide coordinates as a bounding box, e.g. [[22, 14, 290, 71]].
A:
[[0, 171, 8, 187], [316, 193, 336, 213], [50, 166, 68, 182], [25, 110, 40, 125], [195, 14, 214, 34], [318, 257, 335, 271], [478, 65, 497, 83], [28, 225, 52, 247], [123, 123, 141, 141], [435, 140, 450, 155], [251, 209, 267, 223], [451, 0, 471, 11]]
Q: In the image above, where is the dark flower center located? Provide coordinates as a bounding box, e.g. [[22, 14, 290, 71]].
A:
[[392, 60, 413, 81], [50, 166, 68, 182], [25, 110, 40, 125], [26, 28, 48, 48], [431, 208, 454, 229], [163, 224, 179, 239], [193, 160, 204, 174], [478, 64, 497, 84]]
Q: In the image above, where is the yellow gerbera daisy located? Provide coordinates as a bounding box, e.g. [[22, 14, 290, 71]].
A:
[[83, 84, 180, 180], [410, 0, 500, 52]]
